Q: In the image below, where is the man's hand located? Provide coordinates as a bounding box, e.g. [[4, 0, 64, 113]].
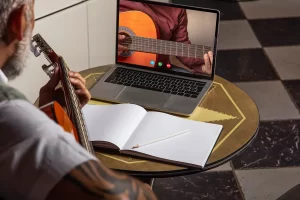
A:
[[200, 51, 213, 75], [39, 66, 91, 108], [182, 51, 213, 75], [69, 71, 91, 108], [118, 34, 128, 56]]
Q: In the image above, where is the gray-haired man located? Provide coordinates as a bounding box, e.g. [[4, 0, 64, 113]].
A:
[[0, 0, 157, 199]]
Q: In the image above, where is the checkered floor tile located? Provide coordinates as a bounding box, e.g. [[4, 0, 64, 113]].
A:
[[153, 0, 300, 199]]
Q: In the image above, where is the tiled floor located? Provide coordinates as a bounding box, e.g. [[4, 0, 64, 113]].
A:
[[152, 0, 300, 199]]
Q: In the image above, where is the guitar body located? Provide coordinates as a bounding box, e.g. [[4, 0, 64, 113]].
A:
[[118, 11, 157, 67], [40, 101, 80, 142]]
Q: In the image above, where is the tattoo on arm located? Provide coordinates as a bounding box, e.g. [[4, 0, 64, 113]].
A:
[[52, 160, 157, 200]]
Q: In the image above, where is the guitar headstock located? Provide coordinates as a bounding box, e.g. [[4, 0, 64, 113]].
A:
[[31, 33, 61, 76], [31, 33, 59, 64]]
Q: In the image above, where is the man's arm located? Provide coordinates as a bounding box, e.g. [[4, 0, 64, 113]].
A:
[[47, 160, 157, 200], [171, 9, 210, 74], [171, 9, 203, 66], [0, 100, 156, 200]]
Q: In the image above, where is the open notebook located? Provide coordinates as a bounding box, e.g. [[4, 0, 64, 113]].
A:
[[82, 104, 223, 168]]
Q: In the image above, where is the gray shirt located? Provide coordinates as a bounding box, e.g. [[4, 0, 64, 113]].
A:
[[0, 71, 97, 199]]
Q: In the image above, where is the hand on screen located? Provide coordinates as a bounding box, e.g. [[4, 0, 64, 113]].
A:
[[118, 34, 128, 56], [201, 51, 213, 75]]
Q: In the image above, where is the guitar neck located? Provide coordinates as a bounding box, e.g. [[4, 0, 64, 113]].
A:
[[59, 57, 95, 155], [125, 36, 212, 59], [31, 33, 94, 155]]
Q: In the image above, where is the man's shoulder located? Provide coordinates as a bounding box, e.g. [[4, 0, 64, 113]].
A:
[[0, 84, 36, 127], [0, 101, 97, 200], [0, 84, 28, 102], [0, 98, 60, 142], [0, 99, 43, 123]]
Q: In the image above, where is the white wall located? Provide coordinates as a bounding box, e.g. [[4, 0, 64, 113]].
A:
[[87, 0, 118, 68], [8, 0, 116, 103], [34, 0, 83, 19], [8, 2, 90, 103], [187, 10, 217, 48]]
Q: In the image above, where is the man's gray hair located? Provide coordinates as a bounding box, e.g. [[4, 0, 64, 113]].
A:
[[0, 0, 31, 40]]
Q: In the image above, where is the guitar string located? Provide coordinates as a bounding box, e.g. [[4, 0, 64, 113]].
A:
[[119, 46, 211, 57], [120, 43, 212, 52], [66, 73, 94, 154], [60, 58, 94, 154], [119, 42, 212, 59], [66, 73, 92, 152], [129, 35, 212, 47], [121, 44, 212, 52], [63, 68, 88, 146], [121, 36, 212, 49], [119, 45, 211, 54], [120, 41, 212, 51], [119, 38, 212, 58]]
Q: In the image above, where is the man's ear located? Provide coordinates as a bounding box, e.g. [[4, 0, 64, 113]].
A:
[[5, 5, 28, 43]]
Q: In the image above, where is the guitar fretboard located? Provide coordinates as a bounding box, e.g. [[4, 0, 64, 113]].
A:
[[59, 57, 95, 155], [121, 36, 212, 59]]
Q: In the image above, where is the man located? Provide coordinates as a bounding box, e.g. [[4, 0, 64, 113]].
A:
[[0, 0, 157, 199], [118, 0, 214, 75]]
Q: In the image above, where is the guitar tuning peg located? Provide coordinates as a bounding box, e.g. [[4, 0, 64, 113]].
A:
[[30, 40, 41, 57], [42, 63, 55, 78]]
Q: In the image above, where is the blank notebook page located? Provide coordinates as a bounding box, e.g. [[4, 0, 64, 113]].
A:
[[123, 112, 223, 167], [82, 104, 146, 148]]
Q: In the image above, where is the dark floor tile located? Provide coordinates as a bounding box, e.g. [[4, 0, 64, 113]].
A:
[[215, 49, 279, 82], [153, 172, 243, 200], [277, 184, 300, 200], [232, 120, 300, 169], [249, 17, 300, 47], [283, 80, 300, 110], [172, 0, 245, 20]]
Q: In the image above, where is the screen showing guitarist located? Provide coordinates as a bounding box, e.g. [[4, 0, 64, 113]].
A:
[[118, 0, 215, 76]]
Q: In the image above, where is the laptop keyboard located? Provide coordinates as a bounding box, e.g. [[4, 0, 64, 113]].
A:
[[105, 68, 206, 98]]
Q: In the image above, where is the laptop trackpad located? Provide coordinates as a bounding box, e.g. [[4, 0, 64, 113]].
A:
[[116, 87, 170, 107]]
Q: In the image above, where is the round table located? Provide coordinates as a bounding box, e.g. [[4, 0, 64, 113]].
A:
[[73, 65, 259, 178]]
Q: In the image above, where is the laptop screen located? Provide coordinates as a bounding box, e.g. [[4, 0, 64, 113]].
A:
[[116, 0, 220, 79]]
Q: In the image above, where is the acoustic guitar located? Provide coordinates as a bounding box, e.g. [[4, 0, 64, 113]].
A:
[[30, 34, 94, 155], [118, 11, 213, 67]]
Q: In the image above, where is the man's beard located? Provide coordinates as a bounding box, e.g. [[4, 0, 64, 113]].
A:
[[2, 25, 32, 81]]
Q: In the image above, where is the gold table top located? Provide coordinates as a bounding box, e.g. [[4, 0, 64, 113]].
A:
[[76, 65, 259, 177], [34, 65, 259, 177]]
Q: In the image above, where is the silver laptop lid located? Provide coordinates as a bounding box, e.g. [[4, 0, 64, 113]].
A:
[[115, 0, 220, 81]]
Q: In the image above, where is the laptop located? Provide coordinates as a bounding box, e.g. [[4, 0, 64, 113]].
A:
[[90, 0, 220, 116]]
